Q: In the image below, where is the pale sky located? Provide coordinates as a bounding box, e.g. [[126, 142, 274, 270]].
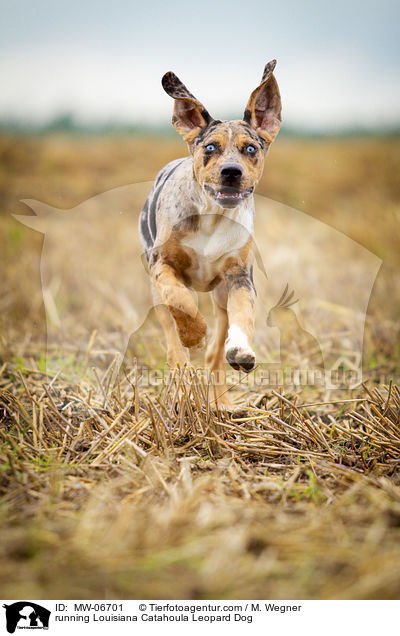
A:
[[1, 0, 399, 130]]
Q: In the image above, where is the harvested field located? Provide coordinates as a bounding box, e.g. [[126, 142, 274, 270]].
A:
[[0, 134, 399, 599]]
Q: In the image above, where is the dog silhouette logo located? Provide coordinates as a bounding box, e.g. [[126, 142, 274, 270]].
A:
[[267, 284, 325, 370], [3, 602, 51, 633]]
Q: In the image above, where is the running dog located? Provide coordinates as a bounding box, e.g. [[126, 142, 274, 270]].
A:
[[139, 60, 282, 405]]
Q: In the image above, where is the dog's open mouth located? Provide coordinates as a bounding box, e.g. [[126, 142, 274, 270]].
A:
[[204, 185, 254, 207]]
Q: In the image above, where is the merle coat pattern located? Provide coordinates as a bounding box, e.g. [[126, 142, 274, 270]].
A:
[[139, 60, 282, 406]]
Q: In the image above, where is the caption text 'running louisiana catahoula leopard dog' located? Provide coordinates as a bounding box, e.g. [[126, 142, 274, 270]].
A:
[[139, 60, 282, 406]]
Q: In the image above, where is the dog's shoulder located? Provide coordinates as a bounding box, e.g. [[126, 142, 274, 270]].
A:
[[152, 157, 190, 194], [139, 157, 193, 250]]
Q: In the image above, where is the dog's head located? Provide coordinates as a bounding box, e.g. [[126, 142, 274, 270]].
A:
[[162, 60, 282, 209]]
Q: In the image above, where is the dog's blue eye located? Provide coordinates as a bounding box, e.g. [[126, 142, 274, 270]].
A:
[[246, 145, 256, 153], [205, 144, 216, 152]]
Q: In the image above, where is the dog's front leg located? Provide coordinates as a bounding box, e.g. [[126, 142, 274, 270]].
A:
[[223, 265, 256, 372], [151, 260, 207, 350]]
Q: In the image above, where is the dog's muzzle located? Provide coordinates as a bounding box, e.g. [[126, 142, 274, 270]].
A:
[[204, 184, 254, 208]]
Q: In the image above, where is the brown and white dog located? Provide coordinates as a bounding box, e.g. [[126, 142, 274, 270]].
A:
[[139, 60, 282, 405]]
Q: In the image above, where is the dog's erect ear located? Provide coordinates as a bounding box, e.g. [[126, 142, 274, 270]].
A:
[[243, 59, 282, 144], [162, 72, 213, 146]]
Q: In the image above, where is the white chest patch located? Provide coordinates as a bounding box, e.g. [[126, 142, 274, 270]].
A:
[[182, 205, 254, 260], [181, 206, 254, 289]]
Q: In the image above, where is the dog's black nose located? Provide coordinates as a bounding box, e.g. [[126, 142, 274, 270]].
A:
[[220, 164, 243, 181]]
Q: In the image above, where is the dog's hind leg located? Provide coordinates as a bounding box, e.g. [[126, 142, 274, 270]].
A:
[[152, 284, 190, 368], [205, 282, 231, 408]]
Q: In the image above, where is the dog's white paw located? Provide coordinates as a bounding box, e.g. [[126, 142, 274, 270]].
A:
[[225, 325, 256, 373]]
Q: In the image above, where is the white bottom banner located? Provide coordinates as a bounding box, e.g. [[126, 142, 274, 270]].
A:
[[1, 599, 399, 635]]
